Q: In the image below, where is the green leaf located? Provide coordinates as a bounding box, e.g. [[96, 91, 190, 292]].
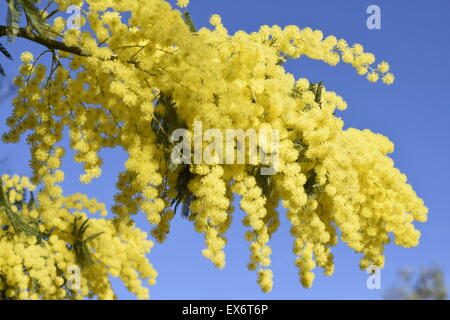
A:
[[309, 80, 324, 107], [0, 43, 13, 60], [71, 217, 103, 269], [6, 0, 51, 42], [21, 0, 50, 37], [27, 190, 35, 210], [171, 164, 195, 217], [181, 192, 194, 218], [183, 12, 196, 33], [6, 0, 21, 42]]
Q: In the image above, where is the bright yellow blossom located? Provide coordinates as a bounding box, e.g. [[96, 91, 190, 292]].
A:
[[19, 52, 33, 63], [1, 0, 426, 296]]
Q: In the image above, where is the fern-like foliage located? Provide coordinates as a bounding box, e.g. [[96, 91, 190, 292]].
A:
[[6, 0, 21, 41], [309, 80, 324, 107], [182, 11, 196, 33], [6, 0, 50, 42], [151, 93, 197, 218], [71, 216, 103, 269], [21, 0, 49, 34], [0, 180, 48, 240], [171, 164, 195, 218], [2, 0, 51, 75]]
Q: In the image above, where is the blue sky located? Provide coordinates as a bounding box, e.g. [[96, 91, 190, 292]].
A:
[[1, 0, 449, 299]]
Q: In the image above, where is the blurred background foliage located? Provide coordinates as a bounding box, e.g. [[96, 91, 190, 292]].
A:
[[385, 265, 448, 300]]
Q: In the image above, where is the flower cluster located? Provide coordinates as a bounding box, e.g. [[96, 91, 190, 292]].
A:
[[0, 174, 157, 299], [2, 0, 427, 294]]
